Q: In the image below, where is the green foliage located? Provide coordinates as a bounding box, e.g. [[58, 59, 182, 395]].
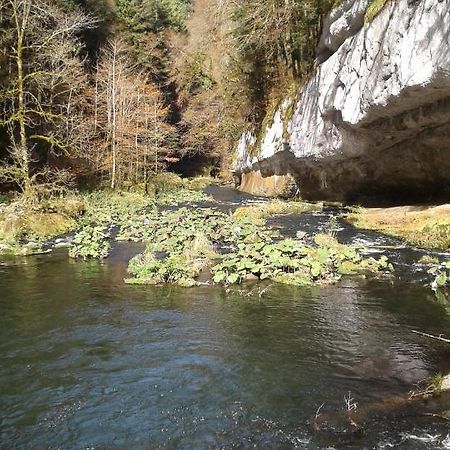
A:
[[211, 233, 393, 286], [156, 189, 212, 206], [177, 52, 216, 95], [127, 233, 217, 287], [229, 0, 335, 125], [0, 182, 215, 257], [126, 204, 394, 287], [116, 0, 191, 33], [150, 173, 213, 205], [69, 226, 111, 259], [365, 0, 390, 22], [81, 191, 156, 228], [126, 207, 224, 285], [127, 252, 198, 286], [428, 261, 450, 294]]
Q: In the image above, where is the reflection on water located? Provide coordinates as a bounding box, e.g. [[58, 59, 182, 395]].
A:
[[1, 252, 449, 449], [1, 188, 450, 449]]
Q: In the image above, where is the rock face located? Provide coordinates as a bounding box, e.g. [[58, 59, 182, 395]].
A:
[[441, 374, 450, 392], [233, 0, 450, 202]]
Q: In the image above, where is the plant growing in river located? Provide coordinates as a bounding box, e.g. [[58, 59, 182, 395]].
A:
[[323, 216, 340, 238], [156, 188, 212, 205], [126, 233, 219, 287], [126, 205, 394, 287], [428, 261, 450, 294], [81, 191, 156, 228], [69, 226, 111, 259], [211, 233, 393, 286]]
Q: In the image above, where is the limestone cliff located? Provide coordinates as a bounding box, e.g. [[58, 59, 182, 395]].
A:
[[233, 0, 450, 202]]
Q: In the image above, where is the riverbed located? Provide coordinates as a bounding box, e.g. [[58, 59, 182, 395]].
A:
[[1, 187, 449, 449]]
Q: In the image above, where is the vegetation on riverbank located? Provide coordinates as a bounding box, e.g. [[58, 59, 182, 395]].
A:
[[2, 176, 447, 298], [0, 196, 83, 255], [0, 173, 213, 257], [344, 205, 450, 251]]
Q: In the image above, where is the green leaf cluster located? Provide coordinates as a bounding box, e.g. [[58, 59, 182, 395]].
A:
[[81, 191, 157, 229], [126, 205, 394, 287], [116, 0, 191, 33], [69, 226, 111, 259], [212, 233, 393, 286], [429, 261, 450, 293], [156, 188, 212, 206]]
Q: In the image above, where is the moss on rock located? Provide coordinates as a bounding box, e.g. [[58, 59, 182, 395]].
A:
[[365, 0, 390, 22]]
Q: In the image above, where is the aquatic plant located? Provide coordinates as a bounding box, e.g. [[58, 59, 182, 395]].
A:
[[81, 191, 156, 228], [211, 234, 393, 286], [69, 226, 111, 259], [126, 233, 219, 287], [156, 188, 212, 205], [126, 205, 394, 287], [429, 261, 450, 293]]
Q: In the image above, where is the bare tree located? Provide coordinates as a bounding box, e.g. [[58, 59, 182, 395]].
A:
[[0, 0, 96, 199], [93, 40, 173, 190]]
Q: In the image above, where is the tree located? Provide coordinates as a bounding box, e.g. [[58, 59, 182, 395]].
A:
[[221, 0, 334, 126], [91, 40, 173, 190], [0, 0, 96, 199]]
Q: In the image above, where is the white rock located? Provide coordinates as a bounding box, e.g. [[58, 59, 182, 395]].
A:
[[234, 0, 450, 200], [441, 374, 450, 392]]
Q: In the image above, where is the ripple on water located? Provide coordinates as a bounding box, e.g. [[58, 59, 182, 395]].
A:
[[1, 187, 450, 449]]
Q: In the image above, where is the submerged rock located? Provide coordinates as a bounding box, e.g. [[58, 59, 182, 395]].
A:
[[233, 0, 450, 203]]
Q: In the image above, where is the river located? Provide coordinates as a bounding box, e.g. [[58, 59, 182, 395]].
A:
[[1, 187, 449, 449]]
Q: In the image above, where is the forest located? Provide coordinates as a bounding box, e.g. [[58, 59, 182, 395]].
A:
[[0, 0, 334, 196]]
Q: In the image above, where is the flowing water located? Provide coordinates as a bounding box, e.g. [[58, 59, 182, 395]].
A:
[[1, 187, 450, 449]]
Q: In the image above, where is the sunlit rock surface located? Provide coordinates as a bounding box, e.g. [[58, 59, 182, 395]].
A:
[[233, 0, 450, 202]]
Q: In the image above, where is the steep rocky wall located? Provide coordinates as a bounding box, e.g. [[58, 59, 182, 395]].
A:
[[233, 0, 450, 202]]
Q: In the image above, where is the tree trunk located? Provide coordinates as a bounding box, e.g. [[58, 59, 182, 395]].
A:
[[110, 43, 117, 190], [14, 1, 31, 193]]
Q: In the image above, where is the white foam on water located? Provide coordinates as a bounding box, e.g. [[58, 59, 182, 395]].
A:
[[442, 434, 450, 449], [401, 432, 441, 443]]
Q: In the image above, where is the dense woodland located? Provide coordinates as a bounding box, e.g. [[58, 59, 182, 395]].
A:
[[0, 0, 334, 199]]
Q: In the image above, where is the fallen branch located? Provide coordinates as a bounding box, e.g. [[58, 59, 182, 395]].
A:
[[412, 330, 450, 344]]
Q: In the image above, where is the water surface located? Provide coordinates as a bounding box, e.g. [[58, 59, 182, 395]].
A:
[[1, 188, 449, 449]]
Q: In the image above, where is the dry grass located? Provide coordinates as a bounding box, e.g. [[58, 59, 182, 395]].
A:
[[344, 204, 450, 251], [233, 200, 322, 224]]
